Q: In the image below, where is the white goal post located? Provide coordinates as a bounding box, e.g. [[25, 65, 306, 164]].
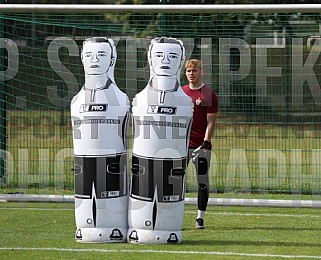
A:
[[1, 4, 321, 14], [1, 4, 321, 207]]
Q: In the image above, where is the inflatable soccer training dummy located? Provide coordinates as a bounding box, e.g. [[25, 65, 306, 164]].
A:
[[127, 37, 193, 244], [71, 37, 130, 243]]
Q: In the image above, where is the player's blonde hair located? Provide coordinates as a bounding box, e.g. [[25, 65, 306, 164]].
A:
[[185, 59, 203, 70]]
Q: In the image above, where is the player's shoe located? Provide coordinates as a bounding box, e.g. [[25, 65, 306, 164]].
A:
[[195, 218, 205, 229]]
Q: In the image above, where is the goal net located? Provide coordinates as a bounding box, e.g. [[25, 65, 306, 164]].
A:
[[1, 4, 321, 204]]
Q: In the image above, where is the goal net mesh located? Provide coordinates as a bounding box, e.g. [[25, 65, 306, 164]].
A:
[[1, 6, 321, 200]]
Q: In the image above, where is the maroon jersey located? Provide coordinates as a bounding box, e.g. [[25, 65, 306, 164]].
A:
[[182, 84, 218, 148]]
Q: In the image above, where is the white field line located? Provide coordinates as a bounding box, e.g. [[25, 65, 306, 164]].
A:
[[0, 207, 73, 211], [0, 247, 321, 259]]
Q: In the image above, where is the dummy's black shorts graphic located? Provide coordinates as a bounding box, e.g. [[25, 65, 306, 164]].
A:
[[74, 154, 127, 199], [130, 155, 186, 202]]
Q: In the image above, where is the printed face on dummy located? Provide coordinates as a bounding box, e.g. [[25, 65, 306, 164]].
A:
[[150, 42, 182, 77], [82, 42, 112, 75]]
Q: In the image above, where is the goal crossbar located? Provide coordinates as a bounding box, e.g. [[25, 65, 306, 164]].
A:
[[1, 4, 321, 14]]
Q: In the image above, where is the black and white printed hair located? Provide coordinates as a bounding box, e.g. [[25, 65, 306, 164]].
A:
[[148, 36, 185, 68], [148, 36, 186, 81], [82, 37, 115, 67]]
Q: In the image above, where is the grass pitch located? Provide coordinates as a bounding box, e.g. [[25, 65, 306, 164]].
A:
[[0, 202, 321, 259]]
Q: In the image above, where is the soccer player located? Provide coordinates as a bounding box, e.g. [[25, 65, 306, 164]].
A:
[[182, 59, 218, 229]]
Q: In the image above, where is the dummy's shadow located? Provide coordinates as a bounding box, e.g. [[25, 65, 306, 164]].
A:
[[181, 239, 321, 248], [182, 225, 321, 247]]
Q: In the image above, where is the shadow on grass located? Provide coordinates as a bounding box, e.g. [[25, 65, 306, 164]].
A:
[[211, 226, 321, 232], [181, 239, 321, 248]]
